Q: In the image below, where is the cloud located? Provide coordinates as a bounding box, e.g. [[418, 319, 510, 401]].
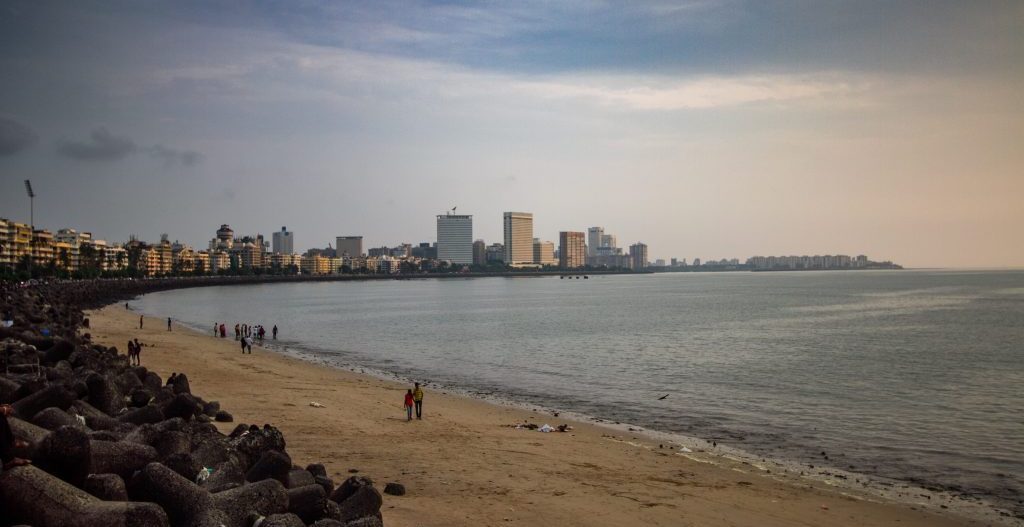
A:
[[57, 127, 201, 166], [146, 145, 202, 166], [0, 117, 38, 156], [57, 127, 136, 160]]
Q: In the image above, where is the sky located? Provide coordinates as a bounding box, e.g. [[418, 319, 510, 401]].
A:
[[0, 1, 1022, 267]]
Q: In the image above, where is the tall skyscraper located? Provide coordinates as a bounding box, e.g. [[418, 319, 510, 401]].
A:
[[630, 242, 649, 270], [533, 238, 556, 266], [336, 236, 363, 258], [272, 226, 293, 254], [473, 239, 486, 266], [503, 212, 534, 266], [587, 227, 604, 257], [559, 231, 586, 269], [437, 214, 473, 265]]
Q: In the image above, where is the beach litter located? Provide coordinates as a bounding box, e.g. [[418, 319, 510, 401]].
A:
[[309, 401, 325, 408]]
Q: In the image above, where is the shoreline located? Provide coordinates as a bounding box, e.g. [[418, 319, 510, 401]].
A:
[[93, 301, 1018, 527]]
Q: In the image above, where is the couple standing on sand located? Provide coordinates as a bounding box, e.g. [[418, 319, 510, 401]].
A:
[[403, 383, 424, 421]]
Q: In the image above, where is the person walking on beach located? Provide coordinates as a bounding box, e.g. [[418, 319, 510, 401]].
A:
[[220, 323, 226, 338], [214, 322, 218, 335], [167, 317, 172, 331], [413, 382, 424, 420], [272, 325, 278, 340], [404, 389, 415, 421], [132, 338, 142, 365], [127, 339, 136, 364], [234, 324, 240, 340], [139, 315, 144, 329]]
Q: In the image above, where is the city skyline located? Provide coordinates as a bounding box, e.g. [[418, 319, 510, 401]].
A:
[[0, 3, 1021, 267]]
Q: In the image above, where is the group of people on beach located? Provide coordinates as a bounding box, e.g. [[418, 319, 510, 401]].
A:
[[403, 382, 425, 421], [209, 321, 278, 354]]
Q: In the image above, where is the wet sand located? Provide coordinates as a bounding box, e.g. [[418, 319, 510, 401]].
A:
[[87, 304, 994, 527]]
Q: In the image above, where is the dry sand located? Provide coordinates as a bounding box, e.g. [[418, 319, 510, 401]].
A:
[[86, 304, 992, 527]]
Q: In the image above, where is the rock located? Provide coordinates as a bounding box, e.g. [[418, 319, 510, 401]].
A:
[[128, 387, 153, 407], [287, 484, 329, 523], [246, 449, 292, 484], [7, 416, 48, 458], [118, 404, 165, 425], [0, 465, 169, 527], [324, 499, 341, 521], [211, 479, 289, 527], [315, 474, 336, 496], [191, 437, 234, 469], [230, 424, 286, 467], [90, 440, 159, 480], [34, 425, 92, 487], [155, 431, 192, 459], [114, 370, 143, 394], [85, 374, 125, 416], [163, 393, 202, 421], [0, 375, 21, 403], [261, 512, 306, 527], [201, 459, 246, 493], [84, 473, 129, 501], [31, 406, 86, 431], [142, 371, 163, 392], [42, 338, 74, 363], [72, 399, 122, 431], [171, 372, 191, 394], [286, 468, 316, 489], [202, 400, 220, 416], [306, 463, 327, 477], [11, 383, 75, 419], [343, 517, 384, 527], [164, 452, 203, 482], [330, 475, 374, 504], [311, 520, 345, 527], [127, 462, 218, 527], [331, 478, 383, 523], [215, 410, 233, 422], [384, 482, 406, 496]]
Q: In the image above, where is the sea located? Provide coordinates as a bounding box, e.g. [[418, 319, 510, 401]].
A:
[[132, 269, 1024, 520]]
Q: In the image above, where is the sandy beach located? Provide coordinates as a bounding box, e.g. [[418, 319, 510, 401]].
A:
[[85, 304, 993, 527]]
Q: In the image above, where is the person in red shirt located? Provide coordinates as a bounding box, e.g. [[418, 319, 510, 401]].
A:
[[404, 390, 415, 421]]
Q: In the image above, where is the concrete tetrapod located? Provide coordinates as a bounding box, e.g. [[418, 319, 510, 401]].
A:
[[0, 465, 169, 527]]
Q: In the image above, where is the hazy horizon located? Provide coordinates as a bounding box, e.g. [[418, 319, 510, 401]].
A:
[[1, 1, 1021, 267]]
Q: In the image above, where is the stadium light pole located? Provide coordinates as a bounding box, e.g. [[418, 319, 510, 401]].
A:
[[24, 180, 34, 276]]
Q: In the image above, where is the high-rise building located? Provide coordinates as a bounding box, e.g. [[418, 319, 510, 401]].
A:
[[503, 212, 534, 266], [587, 227, 603, 257], [533, 239, 556, 266], [272, 226, 293, 255], [473, 239, 486, 266], [559, 231, 586, 269], [436, 214, 473, 265], [600, 234, 617, 251], [630, 243, 649, 270], [486, 243, 504, 263], [336, 236, 363, 258]]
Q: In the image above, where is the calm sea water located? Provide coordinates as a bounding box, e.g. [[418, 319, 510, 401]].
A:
[[134, 270, 1024, 516]]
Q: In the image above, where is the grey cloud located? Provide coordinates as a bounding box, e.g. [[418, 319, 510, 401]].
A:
[[57, 127, 136, 161], [0, 117, 38, 156], [57, 127, 201, 166], [146, 145, 202, 166]]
